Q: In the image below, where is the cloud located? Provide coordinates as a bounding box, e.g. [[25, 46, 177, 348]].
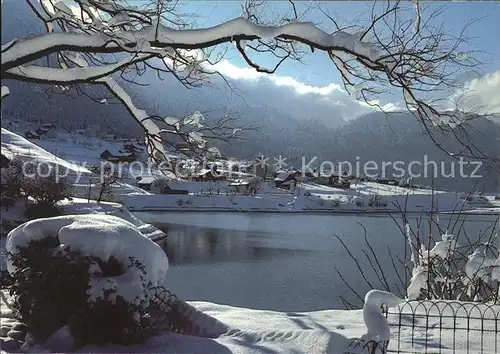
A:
[[449, 70, 500, 115], [211, 59, 344, 95], [209, 59, 399, 120]]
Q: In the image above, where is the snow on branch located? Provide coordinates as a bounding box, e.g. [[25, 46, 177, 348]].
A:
[[1, 0, 486, 161], [96, 76, 165, 164], [1, 85, 10, 99], [5, 54, 154, 84]]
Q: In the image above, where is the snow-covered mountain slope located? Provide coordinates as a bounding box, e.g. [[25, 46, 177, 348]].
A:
[[1, 128, 91, 174], [0, 128, 165, 241]]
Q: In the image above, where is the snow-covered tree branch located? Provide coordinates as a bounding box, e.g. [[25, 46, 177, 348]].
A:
[[1, 0, 489, 161]]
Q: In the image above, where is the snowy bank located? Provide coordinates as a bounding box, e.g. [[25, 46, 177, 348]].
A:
[[123, 183, 474, 214], [1, 289, 498, 353]]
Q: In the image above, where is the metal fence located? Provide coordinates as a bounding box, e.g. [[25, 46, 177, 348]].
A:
[[147, 286, 228, 338], [384, 300, 500, 354]]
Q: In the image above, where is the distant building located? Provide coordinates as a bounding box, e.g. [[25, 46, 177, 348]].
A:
[[191, 166, 226, 182], [136, 176, 155, 191], [122, 140, 144, 153], [274, 171, 298, 190], [104, 134, 117, 141], [24, 131, 40, 140], [229, 180, 250, 194], [136, 176, 189, 194], [100, 149, 136, 163], [35, 127, 50, 136], [41, 123, 56, 130]]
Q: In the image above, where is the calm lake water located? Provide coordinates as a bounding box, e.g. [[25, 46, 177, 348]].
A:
[[138, 212, 499, 312]]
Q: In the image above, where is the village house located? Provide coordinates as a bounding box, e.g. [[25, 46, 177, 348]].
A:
[[229, 180, 250, 194], [24, 131, 40, 140], [121, 139, 144, 153], [104, 134, 117, 141], [274, 170, 300, 190], [35, 127, 50, 136], [191, 165, 226, 182], [41, 123, 56, 130], [100, 149, 136, 163]]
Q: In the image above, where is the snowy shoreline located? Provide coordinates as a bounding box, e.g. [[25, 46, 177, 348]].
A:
[[131, 207, 500, 216], [123, 191, 499, 216]]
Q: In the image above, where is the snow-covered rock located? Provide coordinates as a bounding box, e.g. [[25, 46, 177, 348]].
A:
[[5, 214, 168, 304]]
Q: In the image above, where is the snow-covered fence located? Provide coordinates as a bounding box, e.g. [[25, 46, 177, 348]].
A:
[[384, 300, 499, 353]]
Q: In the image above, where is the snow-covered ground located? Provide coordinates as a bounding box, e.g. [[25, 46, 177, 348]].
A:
[[123, 182, 484, 214], [1, 128, 91, 175], [1, 289, 498, 353]]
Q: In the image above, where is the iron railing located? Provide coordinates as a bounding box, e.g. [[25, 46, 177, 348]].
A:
[[385, 300, 499, 354]]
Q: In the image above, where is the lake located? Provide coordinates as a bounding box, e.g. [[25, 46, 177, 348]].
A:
[[136, 211, 500, 312]]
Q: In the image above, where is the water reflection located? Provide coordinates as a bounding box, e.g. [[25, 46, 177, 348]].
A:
[[157, 224, 312, 265]]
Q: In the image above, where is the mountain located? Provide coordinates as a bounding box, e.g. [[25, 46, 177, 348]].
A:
[[2, 0, 499, 192]]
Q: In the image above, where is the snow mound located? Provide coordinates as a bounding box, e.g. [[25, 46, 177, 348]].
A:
[[5, 214, 168, 304]]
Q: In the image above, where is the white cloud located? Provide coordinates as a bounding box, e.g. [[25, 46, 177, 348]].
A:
[[211, 59, 344, 96], [450, 70, 500, 115], [209, 59, 401, 119]]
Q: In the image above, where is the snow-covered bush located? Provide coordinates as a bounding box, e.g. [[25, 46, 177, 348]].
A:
[[1, 155, 24, 198], [335, 212, 499, 308], [5, 214, 168, 346], [247, 177, 262, 196], [367, 194, 387, 208], [90, 164, 122, 203], [332, 198, 341, 207], [20, 164, 71, 218], [355, 199, 365, 207], [406, 225, 500, 303], [150, 176, 170, 194], [458, 192, 473, 202]]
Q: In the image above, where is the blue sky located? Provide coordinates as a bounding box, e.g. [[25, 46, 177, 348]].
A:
[[179, 1, 500, 81]]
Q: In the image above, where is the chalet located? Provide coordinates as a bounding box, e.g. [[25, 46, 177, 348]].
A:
[[192, 167, 226, 182], [122, 140, 144, 153], [41, 123, 56, 130], [175, 142, 190, 150], [35, 127, 50, 136], [136, 176, 155, 191], [274, 171, 298, 190], [136, 176, 189, 194], [100, 149, 136, 163], [376, 177, 399, 185], [24, 131, 40, 140], [104, 134, 117, 141]]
